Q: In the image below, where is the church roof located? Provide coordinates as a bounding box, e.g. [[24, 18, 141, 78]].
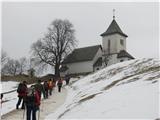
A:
[[62, 45, 102, 64], [117, 50, 134, 59], [100, 19, 128, 37]]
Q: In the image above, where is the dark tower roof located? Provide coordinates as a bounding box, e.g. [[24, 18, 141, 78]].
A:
[[100, 19, 128, 37]]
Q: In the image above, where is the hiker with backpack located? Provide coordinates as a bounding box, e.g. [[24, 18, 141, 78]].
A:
[[57, 77, 63, 92], [26, 85, 40, 120], [48, 79, 54, 96], [16, 81, 27, 109], [43, 80, 49, 99], [34, 80, 44, 100]]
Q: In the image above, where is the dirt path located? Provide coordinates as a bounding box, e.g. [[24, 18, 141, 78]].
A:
[[1, 87, 67, 120]]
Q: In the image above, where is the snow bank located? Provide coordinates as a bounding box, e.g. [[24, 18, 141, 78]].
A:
[[46, 58, 160, 119], [0, 81, 19, 93], [0, 81, 19, 115]]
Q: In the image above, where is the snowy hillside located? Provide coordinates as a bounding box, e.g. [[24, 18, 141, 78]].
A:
[[46, 58, 160, 119]]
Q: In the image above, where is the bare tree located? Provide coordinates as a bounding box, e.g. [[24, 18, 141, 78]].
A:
[[1, 50, 8, 66], [19, 57, 27, 75], [2, 58, 20, 76], [31, 19, 77, 77]]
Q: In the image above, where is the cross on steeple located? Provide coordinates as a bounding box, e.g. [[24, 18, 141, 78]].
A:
[[113, 9, 115, 19]]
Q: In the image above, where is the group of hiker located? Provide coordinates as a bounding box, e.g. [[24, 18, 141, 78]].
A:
[[15, 76, 70, 120]]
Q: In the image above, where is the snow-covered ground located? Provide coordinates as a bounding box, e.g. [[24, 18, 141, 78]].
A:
[[0, 81, 19, 93], [46, 58, 160, 119], [0, 79, 76, 116], [0, 81, 19, 115], [2, 87, 67, 120]]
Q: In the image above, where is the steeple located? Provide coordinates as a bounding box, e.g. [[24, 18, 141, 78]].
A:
[[101, 12, 128, 55], [113, 9, 115, 20], [100, 13, 128, 37]]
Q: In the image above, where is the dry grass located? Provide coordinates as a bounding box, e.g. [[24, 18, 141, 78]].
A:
[[1, 75, 40, 84]]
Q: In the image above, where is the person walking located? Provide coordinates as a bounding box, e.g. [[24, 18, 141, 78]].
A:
[[16, 81, 27, 109], [65, 75, 70, 85], [34, 80, 44, 100], [0, 93, 3, 108], [26, 85, 40, 120], [43, 80, 49, 99], [48, 79, 53, 96], [57, 78, 63, 92]]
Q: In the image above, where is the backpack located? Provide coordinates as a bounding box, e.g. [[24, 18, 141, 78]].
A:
[[57, 79, 63, 86], [17, 83, 23, 93], [35, 83, 43, 93], [44, 82, 48, 90], [27, 87, 34, 97], [48, 81, 53, 88], [26, 87, 40, 106]]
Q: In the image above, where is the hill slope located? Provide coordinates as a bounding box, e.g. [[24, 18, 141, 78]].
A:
[[46, 58, 160, 119]]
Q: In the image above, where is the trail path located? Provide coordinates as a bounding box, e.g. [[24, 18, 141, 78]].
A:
[[1, 87, 67, 120]]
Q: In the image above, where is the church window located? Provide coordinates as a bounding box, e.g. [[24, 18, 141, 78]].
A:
[[120, 39, 124, 46], [108, 40, 110, 53]]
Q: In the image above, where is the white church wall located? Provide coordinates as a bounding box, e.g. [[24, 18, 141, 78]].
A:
[[102, 34, 126, 54], [66, 61, 93, 74], [92, 48, 102, 64], [117, 57, 132, 63], [60, 70, 68, 77], [102, 54, 118, 67], [116, 34, 126, 52], [107, 54, 118, 66], [102, 34, 117, 54], [93, 66, 101, 72]]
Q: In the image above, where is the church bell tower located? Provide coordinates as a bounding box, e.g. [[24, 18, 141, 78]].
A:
[[101, 9, 128, 55], [100, 9, 128, 66]]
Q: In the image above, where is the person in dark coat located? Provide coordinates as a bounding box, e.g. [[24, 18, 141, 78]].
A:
[[57, 78, 63, 92], [26, 85, 40, 120], [34, 80, 44, 100], [16, 81, 27, 109], [65, 75, 70, 85], [0, 93, 3, 107], [43, 80, 49, 99]]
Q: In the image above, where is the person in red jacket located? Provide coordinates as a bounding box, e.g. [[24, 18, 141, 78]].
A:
[[16, 81, 27, 109], [26, 85, 40, 120], [48, 79, 54, 96]]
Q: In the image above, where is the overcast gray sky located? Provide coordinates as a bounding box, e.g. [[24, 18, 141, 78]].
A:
[[2, 2, 159, 59]]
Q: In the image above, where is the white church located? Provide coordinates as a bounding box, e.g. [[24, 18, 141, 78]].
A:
[[60, 15, 134, 76]]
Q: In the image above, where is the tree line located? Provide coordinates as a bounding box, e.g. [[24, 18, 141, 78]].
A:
[[1, 51, 35, 76], [1, 19, 77, 77]]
